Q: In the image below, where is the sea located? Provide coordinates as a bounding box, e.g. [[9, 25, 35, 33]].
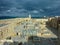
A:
[[0, 16, 50, 20]]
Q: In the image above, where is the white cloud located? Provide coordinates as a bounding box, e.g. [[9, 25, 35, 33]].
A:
[[31, 10, 39, 13], [40, 9, 44, 12], [7, 10, 11, 12]]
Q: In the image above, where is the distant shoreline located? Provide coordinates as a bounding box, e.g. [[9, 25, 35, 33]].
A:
[[0, 16, 50, 20], [0, 16, 59, 20]]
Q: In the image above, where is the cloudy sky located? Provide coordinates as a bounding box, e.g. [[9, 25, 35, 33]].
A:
[[0, 0, 60, 17]]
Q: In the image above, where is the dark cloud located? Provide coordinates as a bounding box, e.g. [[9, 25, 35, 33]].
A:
[[0, 0, 60, 16]]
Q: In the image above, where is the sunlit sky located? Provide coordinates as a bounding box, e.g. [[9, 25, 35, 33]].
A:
[[0, 0, 60, 17]]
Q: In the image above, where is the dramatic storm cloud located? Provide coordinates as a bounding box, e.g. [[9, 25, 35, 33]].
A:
[[0, 0, 60, 17]]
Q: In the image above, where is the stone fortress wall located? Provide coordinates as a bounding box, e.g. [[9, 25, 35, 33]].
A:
[[46, 17, 60, 45]]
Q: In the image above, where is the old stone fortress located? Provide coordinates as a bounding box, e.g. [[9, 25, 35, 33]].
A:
[[0, 15, 60, 45]]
